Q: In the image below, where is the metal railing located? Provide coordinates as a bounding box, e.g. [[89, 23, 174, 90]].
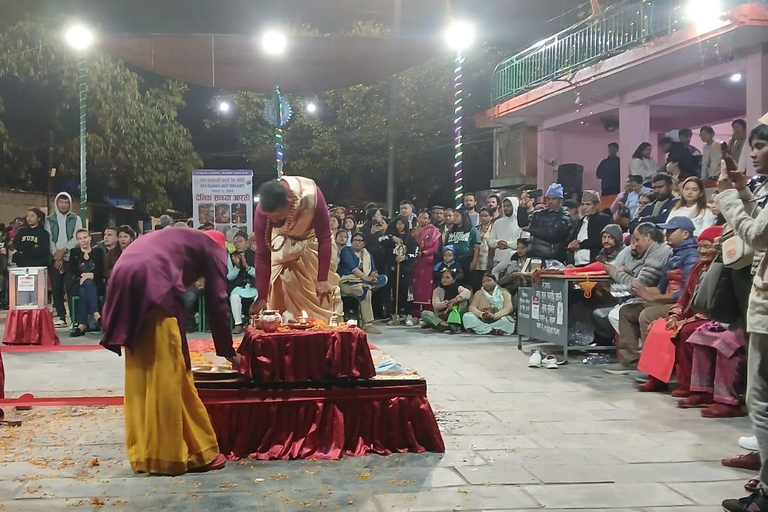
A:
[[492, 0, 683, 105]]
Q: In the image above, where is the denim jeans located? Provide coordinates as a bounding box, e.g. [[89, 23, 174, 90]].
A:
[[75, 279, 99, 326]]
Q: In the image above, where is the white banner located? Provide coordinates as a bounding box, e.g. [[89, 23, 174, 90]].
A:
[[192, 170, 254, 233]]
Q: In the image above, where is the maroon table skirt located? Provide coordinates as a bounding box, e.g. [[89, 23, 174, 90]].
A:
[[199, 383, 445, 460], [236, 328, 375, 383], [2, 309, 60, 346]]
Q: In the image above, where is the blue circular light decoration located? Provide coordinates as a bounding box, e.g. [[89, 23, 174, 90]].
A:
[[265, 96, 292, 127]]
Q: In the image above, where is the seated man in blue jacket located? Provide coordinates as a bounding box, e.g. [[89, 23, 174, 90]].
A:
[[629, 172, 679, 232], [606, 216, 699, 373]]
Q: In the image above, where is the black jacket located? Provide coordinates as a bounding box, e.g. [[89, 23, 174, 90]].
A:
[[518, 206, 573, 262], [567, 212, 612, 263], [12, 225, 51, 267], [630, 195, 679, 232], [68, 246, 106, 286], [596, 156, 621, 195]]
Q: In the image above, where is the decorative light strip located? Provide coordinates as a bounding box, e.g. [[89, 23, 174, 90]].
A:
[[275, 86, 284, 178], [453, 50, 465, 207]]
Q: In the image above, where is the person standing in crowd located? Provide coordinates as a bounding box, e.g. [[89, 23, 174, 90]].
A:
[[630, 142, 658, 183], [442, 207, 456, 243], [567, 190, 612, 265], [596, 142, 621, 196], [659, 137, 698, 181], [227, 231, 256, 334], [716, 123, 768, 511], [611, 175, 651, 219], [382, 216, 418, 326], [727, 118, 750, 173], [101, 228, 234, 475], [46, 192, 83, 328], [431, 205, 445, 231], [462, 192, 480, 227], [608, 216, 699, 374], [678, 128, 703, 175], [117, 225, 135, 251], [332, 205, 347, 218], [630, 173, 679, 231], [412, 209, 442, 316], [445, 209, 481, 287], [487, 197, 522, 278], [475, 208, 493, 287], [398, 200, 416, 230], [463, 274, 515, 336], [338, 233, 388, 334], [518, 183, 573, 263], [360, 207, 388, 319], [700, 125, 724, 181], [486, 194, 502, 221], [664, 177, 717, 236], [12, 208, 50, 268], [342, 216, 357, 246], [329, 215, 341, 233], [69, 229, 106, 337]]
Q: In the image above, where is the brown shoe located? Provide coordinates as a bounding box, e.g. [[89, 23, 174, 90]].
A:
[[722, 452, 761, 471], [702, 403, 746, 418], [363, 324, 381, 335], [677, 393, 714, 409]]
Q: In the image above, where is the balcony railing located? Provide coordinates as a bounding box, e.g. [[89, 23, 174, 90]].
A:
[[492, 0, 686, 105]]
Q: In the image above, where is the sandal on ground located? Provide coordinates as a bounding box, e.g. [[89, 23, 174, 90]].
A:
[[189, 453, 227, 473], [746, 477, 761, 493]]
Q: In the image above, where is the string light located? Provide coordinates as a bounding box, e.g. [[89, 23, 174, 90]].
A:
[[453, 50, 465, 208], [275, 86, 284, 178]]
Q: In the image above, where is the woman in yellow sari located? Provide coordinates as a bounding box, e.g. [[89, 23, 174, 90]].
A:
[[251, 177, 342, 321]]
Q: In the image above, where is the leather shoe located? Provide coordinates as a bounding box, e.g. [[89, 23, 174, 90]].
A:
[[722, 452, 761, 471]]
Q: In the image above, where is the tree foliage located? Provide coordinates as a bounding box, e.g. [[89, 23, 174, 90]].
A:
[[0, 19, 201, 213]]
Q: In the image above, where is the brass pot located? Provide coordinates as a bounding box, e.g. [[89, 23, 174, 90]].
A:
[[259, 310, 283, 333]]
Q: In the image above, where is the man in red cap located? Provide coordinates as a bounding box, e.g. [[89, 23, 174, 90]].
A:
[[101, 228, 236, 476]]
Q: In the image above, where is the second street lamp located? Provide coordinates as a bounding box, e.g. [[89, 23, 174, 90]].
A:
[[64, 23, 95, 226]]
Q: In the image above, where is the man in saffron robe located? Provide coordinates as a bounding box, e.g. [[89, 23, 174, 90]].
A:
[[251, 177, 342, 321], [100, 228, 236, 476]]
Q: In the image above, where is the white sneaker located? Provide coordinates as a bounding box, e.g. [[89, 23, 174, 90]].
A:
[[528, 351, 542, 368], [53, 319, 67, 328], [543, 355, 559, 369], [405, 315, 414, 327], [739, 435, 759, 451]]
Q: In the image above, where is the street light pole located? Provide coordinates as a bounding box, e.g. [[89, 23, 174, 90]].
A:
[[386, 0, 401, 218], [77, 59, 88, 226]]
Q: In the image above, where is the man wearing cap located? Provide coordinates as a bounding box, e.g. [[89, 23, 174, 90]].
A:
[[567, 190, 612, 265], [518, 183, 573, 263], [607, 216, 699, 373], [227, 230, 257, 334]]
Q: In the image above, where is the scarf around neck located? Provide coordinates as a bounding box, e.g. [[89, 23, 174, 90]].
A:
[[481, 285, 504, 310]]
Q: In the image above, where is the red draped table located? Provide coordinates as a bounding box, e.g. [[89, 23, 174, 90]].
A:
[[202, 326, 444, 459], [236, 327, 375, 383], [2, 309, 60, 346]]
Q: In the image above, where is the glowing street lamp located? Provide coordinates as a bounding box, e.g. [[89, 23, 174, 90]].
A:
[[306, 102, 318, 114], [261, 29, 287, 56], [444, 20, 475, 207], [685, 0, 727, 35], [217, 100, 232, 113], [64, 23, 95, 225]]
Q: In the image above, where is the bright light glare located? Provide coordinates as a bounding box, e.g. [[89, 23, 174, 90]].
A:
[[261, 30, 287, 56], [218, 100, 231, 113], [686, 0, 727, 34], [444, 21, 475, 51], [306, 102, 318, 114], [730, 73, 743, 83], [64, 24, 94, 51]]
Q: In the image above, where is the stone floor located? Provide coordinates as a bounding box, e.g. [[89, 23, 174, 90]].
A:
[[0, 322, 755, 511]]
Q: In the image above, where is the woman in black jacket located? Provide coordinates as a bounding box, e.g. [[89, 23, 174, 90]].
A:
[[12, 208, 50, 268], [68, 229, 105, 337], [381, 215, 418, 326]]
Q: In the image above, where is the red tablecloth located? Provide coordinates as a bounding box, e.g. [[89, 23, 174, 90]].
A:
[[236, 328, 375, 383], [199, 383, 445, 460], [2, 309, 60, 346]]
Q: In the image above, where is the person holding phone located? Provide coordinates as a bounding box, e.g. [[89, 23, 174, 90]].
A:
[[517, 184, 573, 263]]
